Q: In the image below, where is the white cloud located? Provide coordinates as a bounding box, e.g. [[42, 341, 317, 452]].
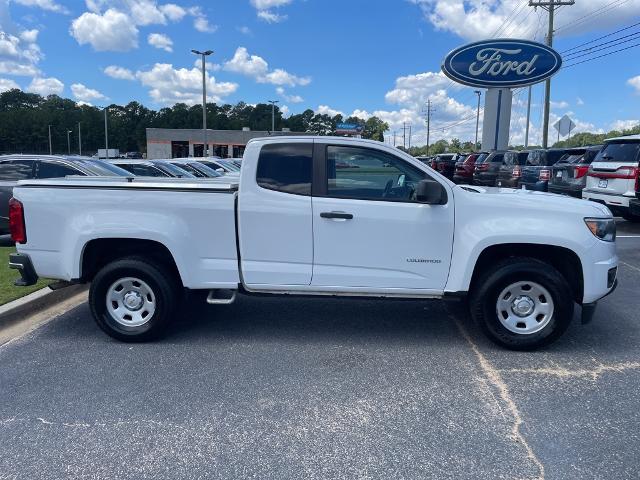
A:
[[0, 31, 42, 77], [223, 47, 310, 87], [129, 0, 167, 26], [550, 100, 569, 109], [279, 104, 290, 116], [148, 33, 173, 52], [610, 119, 640, 132], [71, 83, 107, 102], [0, 78, 19, 92], [576, 97, 585, 106], [251, 0, 293, 8], [412, 0, 640, 42], [27, 76, 64, 95], [70, 9, 139, 52], [160, 3, 187, 21], [257, 10, 287, 23], [104, 65, 136, 80], [135, 63, 238, 105], [12, 0, 69, 14], [628, 75, 640, 94], [251, 0, 292, 22], [189, 6, 217, 33], [316, 105, 343, 117], [237, 26, 252, 35], [276, 86, 303, 103]]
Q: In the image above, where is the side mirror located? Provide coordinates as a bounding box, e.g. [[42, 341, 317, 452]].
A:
[[416, 179, 447, 204]]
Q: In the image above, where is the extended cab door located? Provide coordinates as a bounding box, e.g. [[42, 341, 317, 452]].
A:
[[238, 141, 314, 286], [311, 144, 454, 292]]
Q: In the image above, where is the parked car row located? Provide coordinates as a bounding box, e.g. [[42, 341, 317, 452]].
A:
[[0, 154, 242, 235], [425, 134, 640, 221]]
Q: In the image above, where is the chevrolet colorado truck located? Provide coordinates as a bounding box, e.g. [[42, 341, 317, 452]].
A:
[[9, 137, 618, 350]]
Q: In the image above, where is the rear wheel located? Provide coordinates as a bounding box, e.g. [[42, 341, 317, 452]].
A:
[[89, 257, 179, 342], [470, 257, 574, 350]]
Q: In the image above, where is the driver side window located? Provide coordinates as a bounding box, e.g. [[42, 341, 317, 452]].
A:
[[326, 146, 428, 201]]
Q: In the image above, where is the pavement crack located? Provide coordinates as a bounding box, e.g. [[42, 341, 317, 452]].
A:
[[452, 316, 545, 480], [500, 362, 640, 381]]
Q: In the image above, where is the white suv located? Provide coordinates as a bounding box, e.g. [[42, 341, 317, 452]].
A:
[[583, 134, 640, 221]]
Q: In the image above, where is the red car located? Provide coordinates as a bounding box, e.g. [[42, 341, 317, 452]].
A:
[[453, 153, 485, 184]]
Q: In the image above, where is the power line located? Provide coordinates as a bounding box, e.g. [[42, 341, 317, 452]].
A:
[[564, 30, 640, 60], [555, 0, 631, 34], [560, 19, 640, 53], [563, 40, 640, 68]]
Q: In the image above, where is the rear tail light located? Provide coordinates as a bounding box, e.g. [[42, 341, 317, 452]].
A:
[[574, 165, 589, 179], [9, 198, 26, 244], [589, 166, 638, 179], [539, 169, 550, 181], [512, 166, 521, 178]]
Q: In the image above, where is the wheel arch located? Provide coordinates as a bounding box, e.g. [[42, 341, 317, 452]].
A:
[[469, 243, 584, 304], [80, 238, 184, 287]]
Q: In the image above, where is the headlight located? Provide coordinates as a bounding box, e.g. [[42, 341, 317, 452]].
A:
[[584, 218, 616, 242]]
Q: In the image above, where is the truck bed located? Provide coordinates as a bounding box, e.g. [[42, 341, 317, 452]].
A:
[[13, 176, 241, 289]]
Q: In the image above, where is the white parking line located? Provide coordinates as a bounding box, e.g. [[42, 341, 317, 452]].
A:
[[617, 235, 640, 238]]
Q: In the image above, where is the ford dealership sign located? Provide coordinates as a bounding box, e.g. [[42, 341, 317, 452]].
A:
[[442, 39, 562, 88]]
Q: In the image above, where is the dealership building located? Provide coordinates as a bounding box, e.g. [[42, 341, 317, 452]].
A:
[[146, 128, 305, 159]]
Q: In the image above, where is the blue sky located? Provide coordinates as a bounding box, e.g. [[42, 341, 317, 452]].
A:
[[1, 0, 640, 146]]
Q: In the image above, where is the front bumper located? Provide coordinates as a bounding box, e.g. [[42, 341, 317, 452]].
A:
[[9, 253, 39, 286]]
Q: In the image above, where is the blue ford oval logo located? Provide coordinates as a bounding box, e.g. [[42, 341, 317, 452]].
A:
[[442, 39, 562, 88]]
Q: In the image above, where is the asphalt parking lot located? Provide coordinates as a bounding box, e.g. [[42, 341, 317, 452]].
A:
[[0, 222, 639, 480]]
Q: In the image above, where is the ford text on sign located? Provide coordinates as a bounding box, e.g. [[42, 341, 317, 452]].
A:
[[442, 39, 562, 89]]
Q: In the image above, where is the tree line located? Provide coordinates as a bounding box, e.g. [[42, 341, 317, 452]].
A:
[[0, 89, 389, 155]]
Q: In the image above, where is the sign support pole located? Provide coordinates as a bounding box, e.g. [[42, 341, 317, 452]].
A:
[[481, 88, 512, 151]]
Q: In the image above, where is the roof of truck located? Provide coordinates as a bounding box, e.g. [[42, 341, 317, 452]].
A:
[[603, 134, 640, 142]]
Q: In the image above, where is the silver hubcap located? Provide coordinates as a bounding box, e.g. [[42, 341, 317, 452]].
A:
[[106, 277, 156, 327], [496, 281, 554, 335]]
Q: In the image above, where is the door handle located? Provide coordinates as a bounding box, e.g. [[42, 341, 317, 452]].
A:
[[320, 211, 353, 220]]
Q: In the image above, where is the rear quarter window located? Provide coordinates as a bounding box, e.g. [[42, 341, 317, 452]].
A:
[[0, 160, 33, 180], [596, 142, 640, 163], [503, 152, 518, 166], [256, 143, 313, 195]]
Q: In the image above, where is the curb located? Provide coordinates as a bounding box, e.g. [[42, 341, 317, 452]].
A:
[[0, 284, 88, 330]]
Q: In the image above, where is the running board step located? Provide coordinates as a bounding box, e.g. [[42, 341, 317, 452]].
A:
[[206, 289, 237, 305]]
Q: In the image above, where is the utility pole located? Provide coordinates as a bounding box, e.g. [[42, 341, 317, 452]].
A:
[[48, 125, 52, 155], [423, 99, 435, 155], [268, 100, 279, 132], [393, 130, 398, 147], [78, 122, 82, 156], [402, 122, 406, 150], [192, 49, 214, 156], [474, 91, 481, 149], [67, 130, 72, 155], [524, 86, 532, 148], [408, 125, 412, 151], [529, 0, 574, 148], [104, 107, 109, 158]]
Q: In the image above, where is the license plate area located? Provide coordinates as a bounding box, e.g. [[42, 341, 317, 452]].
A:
[[556, 171, 563, 178], [598, 179, 608, 188]]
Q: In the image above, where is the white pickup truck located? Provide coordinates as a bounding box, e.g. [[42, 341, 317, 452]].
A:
[[9, 137, 618, 350]]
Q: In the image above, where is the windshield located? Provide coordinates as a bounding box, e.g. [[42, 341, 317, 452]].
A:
[[189, 162, 223, 177], [116, 163, 166, 177], [153, 162, 196, 178], [595, 142, 640, 163], [219, 159, 241, 172], [474, 153, 490, 164], [559, 154, 584, 165], [78, 159, 131, 176], [485, 152, 504, 163], [503, 152, 519, 166], [526, 150, 545, 166]]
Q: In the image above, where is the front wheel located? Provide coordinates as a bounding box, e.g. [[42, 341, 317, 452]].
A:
[[470, 257, 574, 350], [89, 257, 179, 342]]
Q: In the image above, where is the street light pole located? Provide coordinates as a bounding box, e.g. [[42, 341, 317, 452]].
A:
[[192, 49, 214, 157], [474, 90, 482, 149], [78, 122, 82, 156], [66, 130, 72, 155], [268, 100, 279, 132], [48, 125, 52, 155], [104, 107, 109, 158]]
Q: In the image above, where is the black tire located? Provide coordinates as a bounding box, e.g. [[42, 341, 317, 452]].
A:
[[89, 256, 180, 342], [469, 257, 574, 351]]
